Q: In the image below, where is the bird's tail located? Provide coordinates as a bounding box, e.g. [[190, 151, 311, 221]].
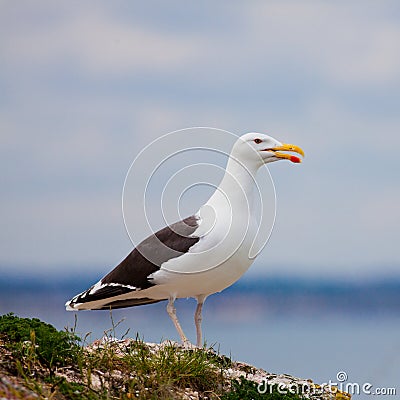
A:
[[65, 281, 165, 311]]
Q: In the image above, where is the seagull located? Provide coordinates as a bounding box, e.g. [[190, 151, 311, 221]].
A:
[[66, 133, 304, 347]]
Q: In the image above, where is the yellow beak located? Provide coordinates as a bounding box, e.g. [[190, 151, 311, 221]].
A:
[[267, 143, 305, 163]]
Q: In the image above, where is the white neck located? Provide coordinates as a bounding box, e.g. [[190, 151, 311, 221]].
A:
[[205, 157, 260, 213]]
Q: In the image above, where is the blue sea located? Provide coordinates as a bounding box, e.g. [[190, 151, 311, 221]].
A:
[[1, 273, 399, 399]]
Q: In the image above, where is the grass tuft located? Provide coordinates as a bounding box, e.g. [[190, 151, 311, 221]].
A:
[[82, 339, 226, 398]]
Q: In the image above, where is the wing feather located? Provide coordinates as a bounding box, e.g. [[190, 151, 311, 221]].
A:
[[66, 215, 200, 310]]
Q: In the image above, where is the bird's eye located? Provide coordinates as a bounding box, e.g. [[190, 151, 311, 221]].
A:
[[254, 138, 262, 144]]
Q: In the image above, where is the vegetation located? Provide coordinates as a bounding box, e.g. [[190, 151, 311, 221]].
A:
[[0, 313, 313, 399], [222, 376, 304, 400], [0, 313, 81, 375]]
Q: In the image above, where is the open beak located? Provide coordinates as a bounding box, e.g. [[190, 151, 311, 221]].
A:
[[264, 143, 305, 163]]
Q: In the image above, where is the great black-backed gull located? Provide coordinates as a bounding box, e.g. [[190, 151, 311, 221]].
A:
[[65, 133, 304, 347]]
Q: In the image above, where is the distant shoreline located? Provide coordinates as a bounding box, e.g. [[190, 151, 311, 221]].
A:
[[2, 272, 400, 317]]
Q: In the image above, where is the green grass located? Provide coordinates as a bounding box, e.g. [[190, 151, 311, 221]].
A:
[[221, 376, 305, 400], [0, 312, 81, 375], [0, 313, 306, 399]]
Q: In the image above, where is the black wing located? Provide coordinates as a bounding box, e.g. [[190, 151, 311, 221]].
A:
[[67, 215, 200, 309]]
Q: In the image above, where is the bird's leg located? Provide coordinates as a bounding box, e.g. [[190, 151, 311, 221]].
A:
[[194, 302, 203, 347], [166, 297, 190, 346], [195, 295, 206, 347]]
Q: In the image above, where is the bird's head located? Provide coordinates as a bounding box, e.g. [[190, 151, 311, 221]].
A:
[[233, 132, 304, 167]]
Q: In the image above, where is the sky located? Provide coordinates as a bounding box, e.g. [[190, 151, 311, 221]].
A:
[[1, 1, 400, 279]]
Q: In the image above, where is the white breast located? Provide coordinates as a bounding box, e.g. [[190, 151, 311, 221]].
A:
[[148, 205, 258, 299]]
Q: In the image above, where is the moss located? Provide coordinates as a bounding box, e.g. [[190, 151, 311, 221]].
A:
[[0, 313, 81, 375]]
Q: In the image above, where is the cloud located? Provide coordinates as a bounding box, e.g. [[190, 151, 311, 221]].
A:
[[1, 2, 203, 77], [2, 1, 400, 90], [244, 2, 400, 87]]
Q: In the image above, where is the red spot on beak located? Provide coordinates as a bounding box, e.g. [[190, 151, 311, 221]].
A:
[[290, 155, 301, 163]]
